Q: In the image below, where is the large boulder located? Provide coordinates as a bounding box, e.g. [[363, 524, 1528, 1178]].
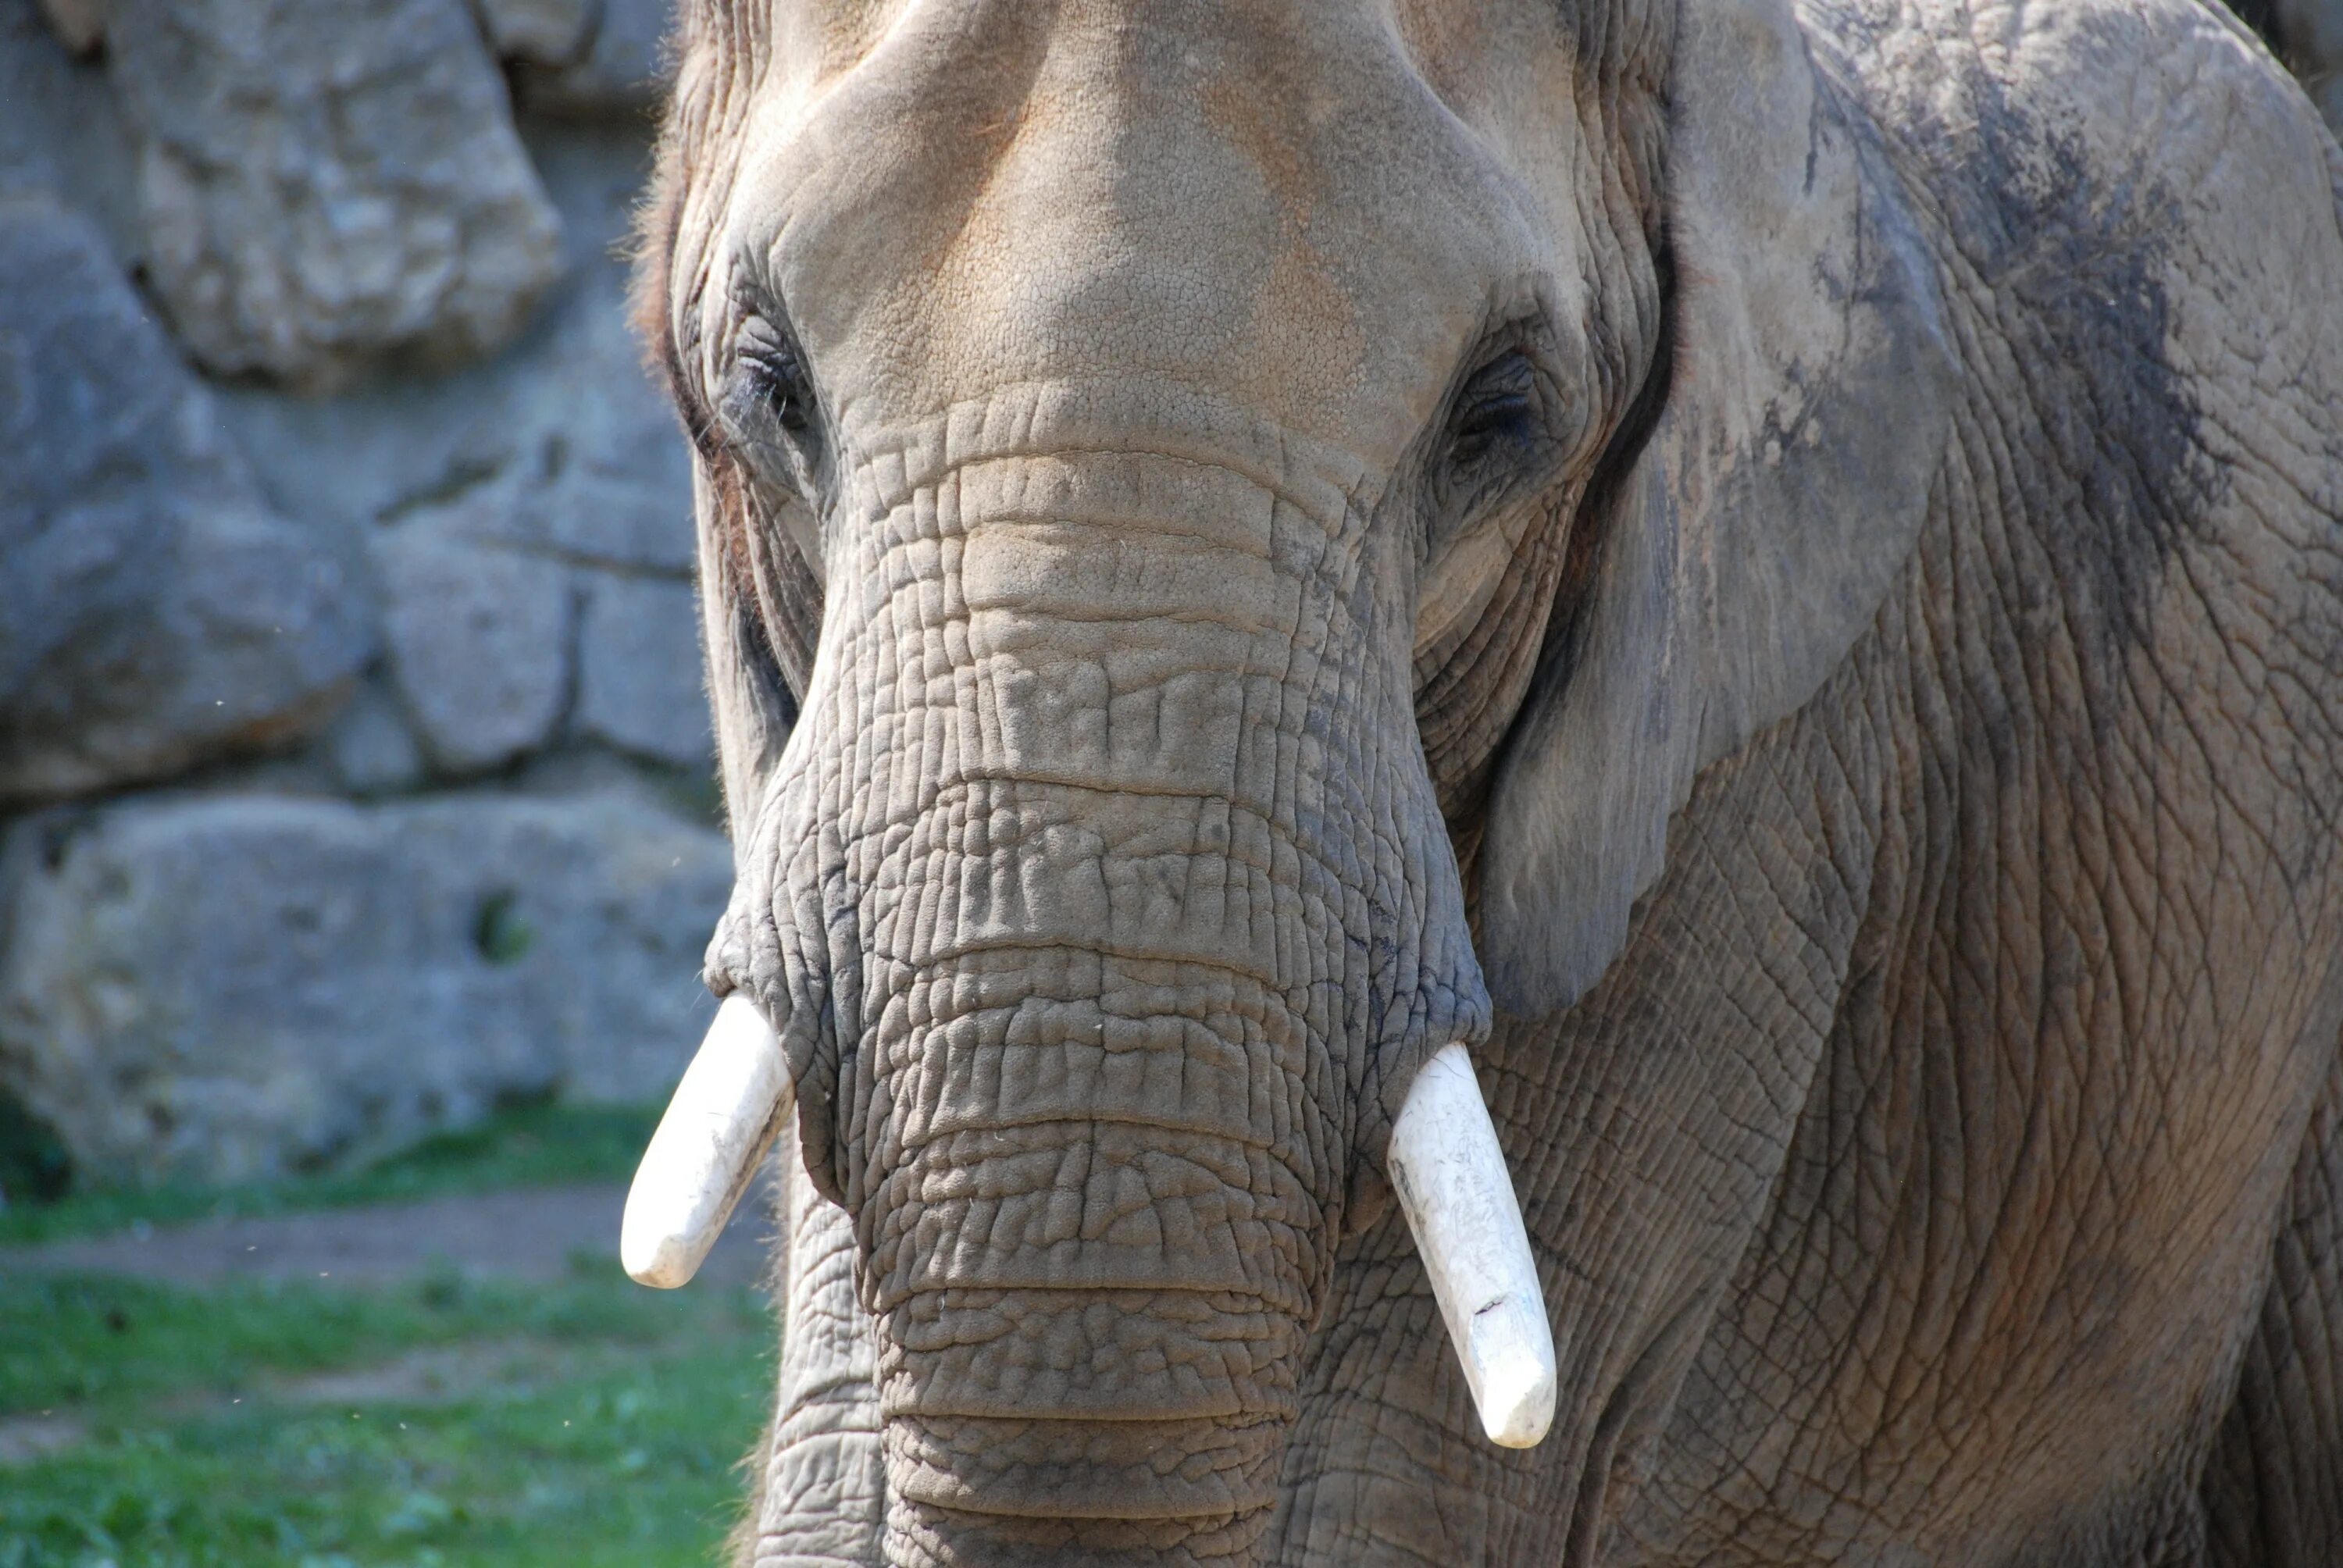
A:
[[208, 123, 707, 784], [473, 128, 700, 576], [215, 125, 697, 575], [0, 194, 371, 804], [373, 513, 575, 774], [574, 572, 711, 768], [0, 791, 731, 1187], [105, 0, 564, 389]]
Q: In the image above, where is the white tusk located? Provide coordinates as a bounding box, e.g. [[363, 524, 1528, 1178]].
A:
[[1385, 1042, 1557, 1449], [621, 993, 794, 1288]]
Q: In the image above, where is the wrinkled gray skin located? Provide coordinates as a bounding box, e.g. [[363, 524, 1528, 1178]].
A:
[[634, 0, 2343, 1562]]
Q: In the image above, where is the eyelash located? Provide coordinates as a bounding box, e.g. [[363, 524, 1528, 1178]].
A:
[[741, 340, 813, 435]]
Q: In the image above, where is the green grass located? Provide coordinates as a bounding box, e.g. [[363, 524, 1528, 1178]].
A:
[[0, 1107, 776, 1568], [0, 1270, 772, 1567], [0, 1324, 768, 1567], [0, 1267, 755, 1420], [0, 1102, 663, 1248]]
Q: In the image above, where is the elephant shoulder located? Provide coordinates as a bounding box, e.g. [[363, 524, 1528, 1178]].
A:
[[1817, 0, 2343, 635], [1807, 0, 2342, 363], [1810, 0, 2333, 262]]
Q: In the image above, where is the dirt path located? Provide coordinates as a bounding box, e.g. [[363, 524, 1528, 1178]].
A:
[[0, 1182, 771, 1288]]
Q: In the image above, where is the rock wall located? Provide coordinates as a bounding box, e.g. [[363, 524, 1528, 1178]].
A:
[[0, 0, 727, 1191]]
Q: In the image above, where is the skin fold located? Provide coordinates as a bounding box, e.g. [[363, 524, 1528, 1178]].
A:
[[632, 0, 2343, 1562]]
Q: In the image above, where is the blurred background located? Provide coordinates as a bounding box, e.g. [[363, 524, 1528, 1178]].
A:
[[0, 2, 775, 1563], [0, 0, 2336, 1563]]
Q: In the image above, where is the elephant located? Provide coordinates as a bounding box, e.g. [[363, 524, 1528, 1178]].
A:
[[619, 0, 2343, 1562]]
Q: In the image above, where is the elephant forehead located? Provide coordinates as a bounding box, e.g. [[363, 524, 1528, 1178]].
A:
[[721, 0, 1570, 461]]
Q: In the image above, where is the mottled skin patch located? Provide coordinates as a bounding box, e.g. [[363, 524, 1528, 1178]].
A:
[[633, 0, 2343, 1563]]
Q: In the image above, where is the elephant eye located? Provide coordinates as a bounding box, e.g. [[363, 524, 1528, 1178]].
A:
[[719, 313, 825, 494], [1447, 351, 1544, 469], [744, 335, 813, 433], [1428, 346, 1560, 542]]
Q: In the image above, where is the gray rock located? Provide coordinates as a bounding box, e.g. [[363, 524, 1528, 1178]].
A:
[[574, 572, 710, 768], [325, 682, 428, 796], [515, 0, 672, 119], [0, 791, 731, 1186], [0, 195, 371, 804], [373, 515, 574, 775], [469, 0, 591, 64], [213, 123, 695, 576], [32, 0, 98, 55], [506, 373, 698, 573], [0, 0, 141, 279], [105, 0, 564, 389]]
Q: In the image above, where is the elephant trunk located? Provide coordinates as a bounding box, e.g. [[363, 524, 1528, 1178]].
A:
[[853, 444, 1390, 1563], [871, 953, 1321, 1556], [691, 418, 1502, 1563]]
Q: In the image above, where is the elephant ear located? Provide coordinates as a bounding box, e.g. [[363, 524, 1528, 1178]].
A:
[[1476, 0, 1956, 1017]]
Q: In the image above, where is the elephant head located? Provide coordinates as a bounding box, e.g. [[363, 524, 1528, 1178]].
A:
[[625, 0, 1953, 1560]]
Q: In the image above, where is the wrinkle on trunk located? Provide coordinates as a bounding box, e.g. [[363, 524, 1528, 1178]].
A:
[[746, 1128, 887, 1568], [722, 398, 1489, 1564]]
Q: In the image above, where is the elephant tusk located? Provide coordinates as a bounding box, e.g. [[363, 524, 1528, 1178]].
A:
[[1386, 1042, 1557, 1449], [621, 993, 793, 1288]]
